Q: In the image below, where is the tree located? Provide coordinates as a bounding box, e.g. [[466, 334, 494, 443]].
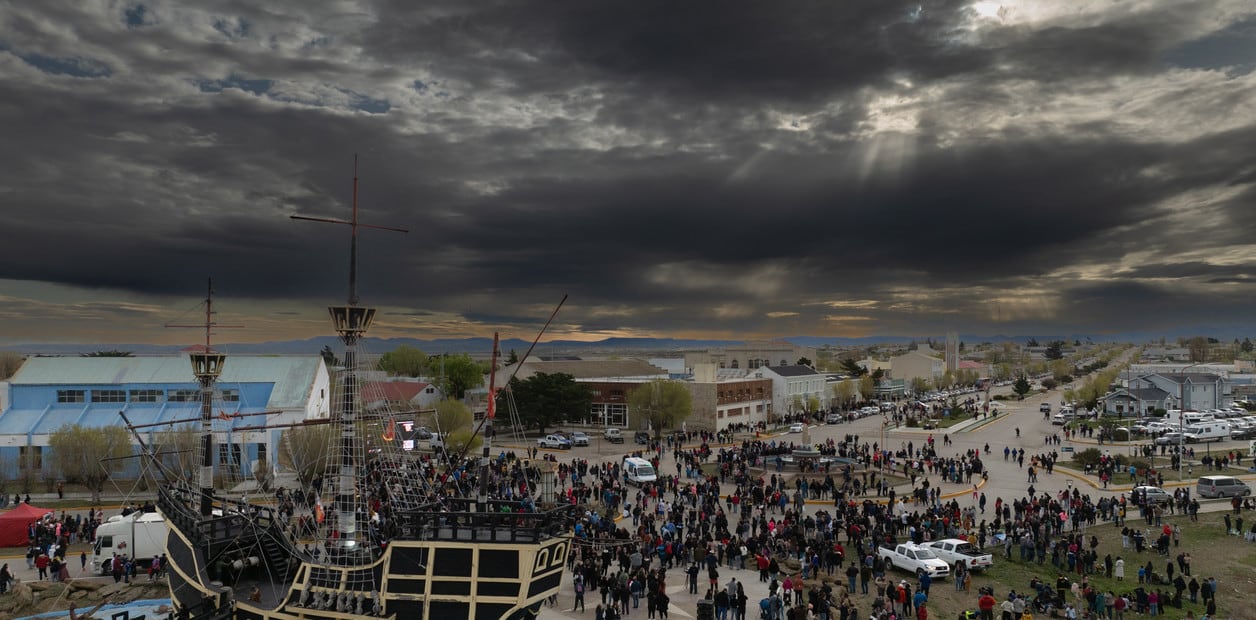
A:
[[626, 380, 692, 440], [1242, 338, 1253, 354], [858, 375, 875, 402], [1186, 336, 1211, 362], [433, 353, 486, 399], [1040, 378, 1058, 390], [444, 428, 483, 455], [152, 424, 198, 485], [48, 424, 132, 503], [433, 399, 473, 435], [505, 372, 593, 434], [909, 377, 931, 396], [0, 351, 23, 380], [806, 396, 821, 413], [833, 380, 857, 409], [796, 357, 813, 368], [1051, 359, 1072, 381], [507, 349, 519, 365], [319, 345, 340, 368], [790, 395, 805, 416], [871, 368, 886, 382], [378, 345, 427, 377], [840, 358, 868, 377], [279, 424, 336, 489], [1012, 375, 1032, 400], [1044, 341, 1064, 361]]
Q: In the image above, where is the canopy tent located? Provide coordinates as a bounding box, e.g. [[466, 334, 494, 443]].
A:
[[0, 503, 53, 547]]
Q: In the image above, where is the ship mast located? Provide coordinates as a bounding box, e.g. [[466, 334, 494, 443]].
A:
[[166, 278, 237, 517], [292, 156, 407, 562]]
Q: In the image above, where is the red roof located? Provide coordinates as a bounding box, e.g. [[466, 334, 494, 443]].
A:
[[363, 381, 429, 402], [958, 360, 986, 370]]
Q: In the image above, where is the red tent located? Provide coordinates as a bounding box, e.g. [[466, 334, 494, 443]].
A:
[[0, 503, 53, 547]]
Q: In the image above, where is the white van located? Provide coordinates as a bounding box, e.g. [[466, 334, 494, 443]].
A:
[[623, 457, 657, 485], [1182, 412, 1215, 426], [1183, 422, 1231, 443], [1197, 475, 1251, 499]]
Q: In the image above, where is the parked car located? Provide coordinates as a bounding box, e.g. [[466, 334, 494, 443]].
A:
[[1130, 486, 1172, 505], [826, 413, 843, 424], [921, 539, 993, 572], [1155, 432, 1186, 446], [570, 431, 590, 446], [877, 543, 950, 579], [537, 434, 572, 449], [789, 422, 805, 433], [634, 431, 651, 445], [603, 428, 625, 443]]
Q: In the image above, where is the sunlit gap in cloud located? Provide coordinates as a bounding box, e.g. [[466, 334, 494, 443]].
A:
[[854, 87, 921, 187]]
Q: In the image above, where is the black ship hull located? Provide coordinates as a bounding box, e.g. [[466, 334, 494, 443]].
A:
[[159, 484, 573, 620]]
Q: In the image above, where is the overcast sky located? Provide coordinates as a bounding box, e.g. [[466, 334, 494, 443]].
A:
[[2, 1, 1255, 346]]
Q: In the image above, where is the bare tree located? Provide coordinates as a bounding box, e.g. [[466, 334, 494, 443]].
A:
[[48, 424, 133, 503], [278, 425, 335, 490]]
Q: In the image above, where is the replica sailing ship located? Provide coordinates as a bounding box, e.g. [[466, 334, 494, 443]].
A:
[[135, 163, 575, 620]]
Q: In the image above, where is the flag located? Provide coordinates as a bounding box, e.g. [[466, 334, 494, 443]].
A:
[[382, 416, 396, 441], [314, 495, 325, 524]]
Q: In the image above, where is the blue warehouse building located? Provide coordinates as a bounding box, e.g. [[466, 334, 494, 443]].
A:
[[0, 354, 331, 481]]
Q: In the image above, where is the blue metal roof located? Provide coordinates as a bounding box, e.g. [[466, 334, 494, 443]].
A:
[[8, 355, 324, 410]]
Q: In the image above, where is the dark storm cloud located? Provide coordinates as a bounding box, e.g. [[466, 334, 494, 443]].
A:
[[361, 0, 987, 106], [1, 0, 1255, 342]]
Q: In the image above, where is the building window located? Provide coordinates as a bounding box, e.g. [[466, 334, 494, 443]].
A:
[[56, 390, 85, 403], [129, 389, 163, 403], [731, 360, 739, 369], [19, 446, 42, 472], [610, 390, 625, 401], [169, 389, 200, 402], [590, 404, 628, 427], [221, 389, 240, 402], [92, 389, 127, 403]]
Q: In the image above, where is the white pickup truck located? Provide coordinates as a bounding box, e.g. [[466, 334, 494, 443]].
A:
[[921, 538, 993, 572], [877, 543, 950, 579]]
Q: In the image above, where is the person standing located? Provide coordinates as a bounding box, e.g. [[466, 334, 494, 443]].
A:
[[978, 590, 997, 620], [573, 573, 586, 612]]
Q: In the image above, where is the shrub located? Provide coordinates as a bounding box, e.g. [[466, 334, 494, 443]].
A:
[[1041, 378, 1058, 390], [1072, 447, 1104, 469]]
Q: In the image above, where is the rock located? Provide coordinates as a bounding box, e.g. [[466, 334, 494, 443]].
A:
[[98, 581, 130, 597], [782, 558, 802, 572], [13, 582, 33, 606], [70, 589, 88, 600], [68, 579, 104, 592], [27, 581, 55, 591]]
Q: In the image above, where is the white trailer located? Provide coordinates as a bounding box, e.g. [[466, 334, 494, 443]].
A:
[[91, 511, 167, 574]]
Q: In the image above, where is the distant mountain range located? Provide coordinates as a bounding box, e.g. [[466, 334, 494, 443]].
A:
[[3, 328, 1247, 357]]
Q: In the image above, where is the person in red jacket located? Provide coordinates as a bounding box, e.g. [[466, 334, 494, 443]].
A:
[[978, 591, 997, 620]]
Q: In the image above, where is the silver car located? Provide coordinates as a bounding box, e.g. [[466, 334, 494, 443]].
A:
[[1130, 486, 1172, 505]]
